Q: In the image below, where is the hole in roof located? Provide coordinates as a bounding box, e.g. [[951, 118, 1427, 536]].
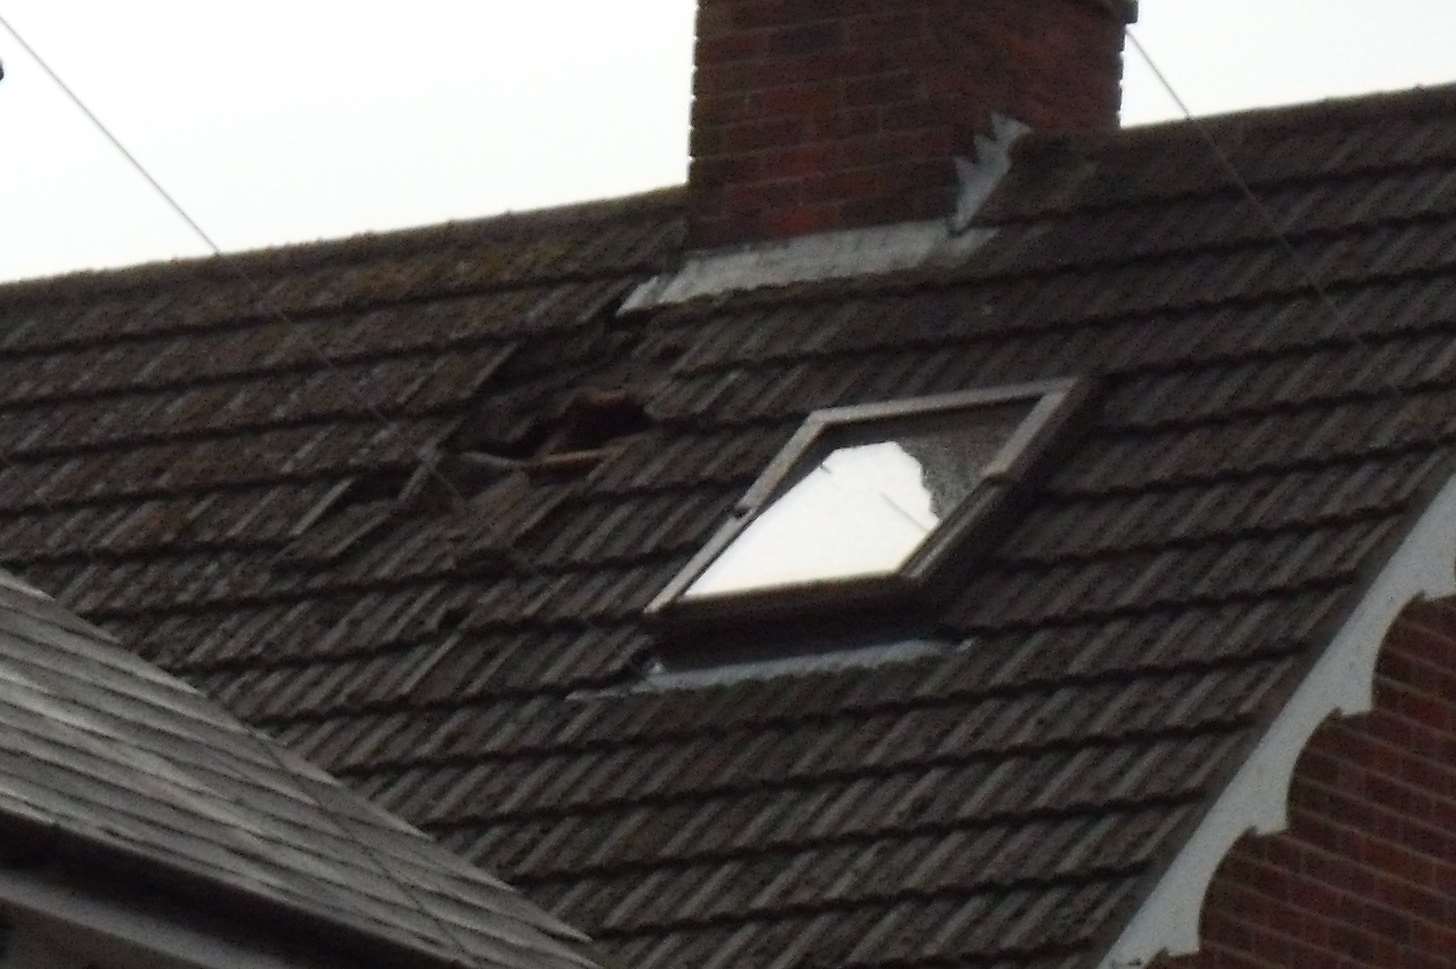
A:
[[274, 399, 625, 572], [453, 383, 651, 472], [552, 388, 652, 452]]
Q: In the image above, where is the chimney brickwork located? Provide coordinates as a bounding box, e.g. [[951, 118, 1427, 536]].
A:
[[688, 0, 1132, 248]]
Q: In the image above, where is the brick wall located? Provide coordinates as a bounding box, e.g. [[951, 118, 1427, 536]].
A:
[[1155, 597, 1456, 969], [688, 0, 1130, 248]]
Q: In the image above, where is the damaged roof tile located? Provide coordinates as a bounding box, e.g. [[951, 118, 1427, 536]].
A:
[[5, 88, 1456, 969]]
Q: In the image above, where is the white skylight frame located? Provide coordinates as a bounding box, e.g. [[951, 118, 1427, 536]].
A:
[[646, 377, 1090, 629]]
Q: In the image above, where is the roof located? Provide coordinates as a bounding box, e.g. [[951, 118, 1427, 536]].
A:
[[3, 82, 1456, 968], [0, 573, 600, 969]]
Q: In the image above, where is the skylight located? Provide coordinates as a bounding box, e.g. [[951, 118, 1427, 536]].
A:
[[648, 378, 1088, 627], [684, 412, 1022, 597]]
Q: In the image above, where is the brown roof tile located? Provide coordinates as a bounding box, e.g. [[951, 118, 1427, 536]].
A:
[[6, 88, 1456, 969], [0, 579, 601, 969]]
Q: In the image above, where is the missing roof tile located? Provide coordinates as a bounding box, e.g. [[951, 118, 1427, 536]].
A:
[[548, 388, 651, 454], [452, 384, 652, 474]]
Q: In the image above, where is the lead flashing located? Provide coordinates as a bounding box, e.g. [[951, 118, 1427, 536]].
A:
[[574, 638, 968, 698], [622, 219, 996, 311], [953, 116, 1032, 232], [624, 116, 1029, 310]]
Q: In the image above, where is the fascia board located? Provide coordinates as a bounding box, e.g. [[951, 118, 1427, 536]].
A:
[[0, 865, 335, 969], [1096, 470, 1456, 968]]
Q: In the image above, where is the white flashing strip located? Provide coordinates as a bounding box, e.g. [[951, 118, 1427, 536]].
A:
[[952, 116, 1031, 232], [0, 569, 49, 600], [639, 638, 964, 693], [622, 220, 996, 311], [622, 115, 1029, 311], [1098, 472, 1456, 969], [573, 639, 967, 700]]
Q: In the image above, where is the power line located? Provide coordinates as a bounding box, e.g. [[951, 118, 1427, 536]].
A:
[[0, 15, 1406, 969], [1125, 28, 1367, 351], [0, 12, 469, 510], [0, 13, 487, 969], [0, 15, 219, 253]]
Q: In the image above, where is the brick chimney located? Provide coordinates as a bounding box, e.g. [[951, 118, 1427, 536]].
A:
[[688, 0, 1136, 249]]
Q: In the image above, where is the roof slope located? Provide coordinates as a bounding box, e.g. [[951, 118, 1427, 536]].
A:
[[0, 574, 600, 969], [3, 87, 1456, 968]]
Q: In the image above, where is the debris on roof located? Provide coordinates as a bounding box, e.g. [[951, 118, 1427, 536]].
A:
[[2, 81, 1456, 969]]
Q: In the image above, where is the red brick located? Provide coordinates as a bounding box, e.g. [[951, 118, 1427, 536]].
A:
[[841, 10, 927, 48], [1150, 602, 1456, 969], [755, 202, 844, 240], [692, 92, 751, 128], [739, 143, 831, 181], [688, 152, 757, 188], [687, 0, 1128, 246], [721, 177, 802, 217], [807, 107, 879, 141], [798, 167, 885, 205], [748, 81, 843, 122], [765, 21, 844, 57], [843, 70, 920, 109], [839, 186, 949, 227], [696, 31, 771, 66], [702, 116, 808, 156]]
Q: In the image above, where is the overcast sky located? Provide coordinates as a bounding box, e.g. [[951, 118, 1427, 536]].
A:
[[1, 0, 1455, 284]]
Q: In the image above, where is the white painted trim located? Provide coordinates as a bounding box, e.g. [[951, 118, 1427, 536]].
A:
[[1098, 471, 1456, 969]]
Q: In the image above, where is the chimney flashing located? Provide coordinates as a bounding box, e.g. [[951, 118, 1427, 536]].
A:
[[687, 0, 1132, 249], [630, 111, 1030, 309], [621, 219, 993, 311], [952, 115, 1032, 233]]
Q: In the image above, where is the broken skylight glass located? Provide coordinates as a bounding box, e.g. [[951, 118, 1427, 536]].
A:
[[684, 411, 1026, 597], [648, 379, 1086, 626]]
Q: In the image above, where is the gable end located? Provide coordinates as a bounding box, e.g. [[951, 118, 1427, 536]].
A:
[[1100, 471, 1456, 967]]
